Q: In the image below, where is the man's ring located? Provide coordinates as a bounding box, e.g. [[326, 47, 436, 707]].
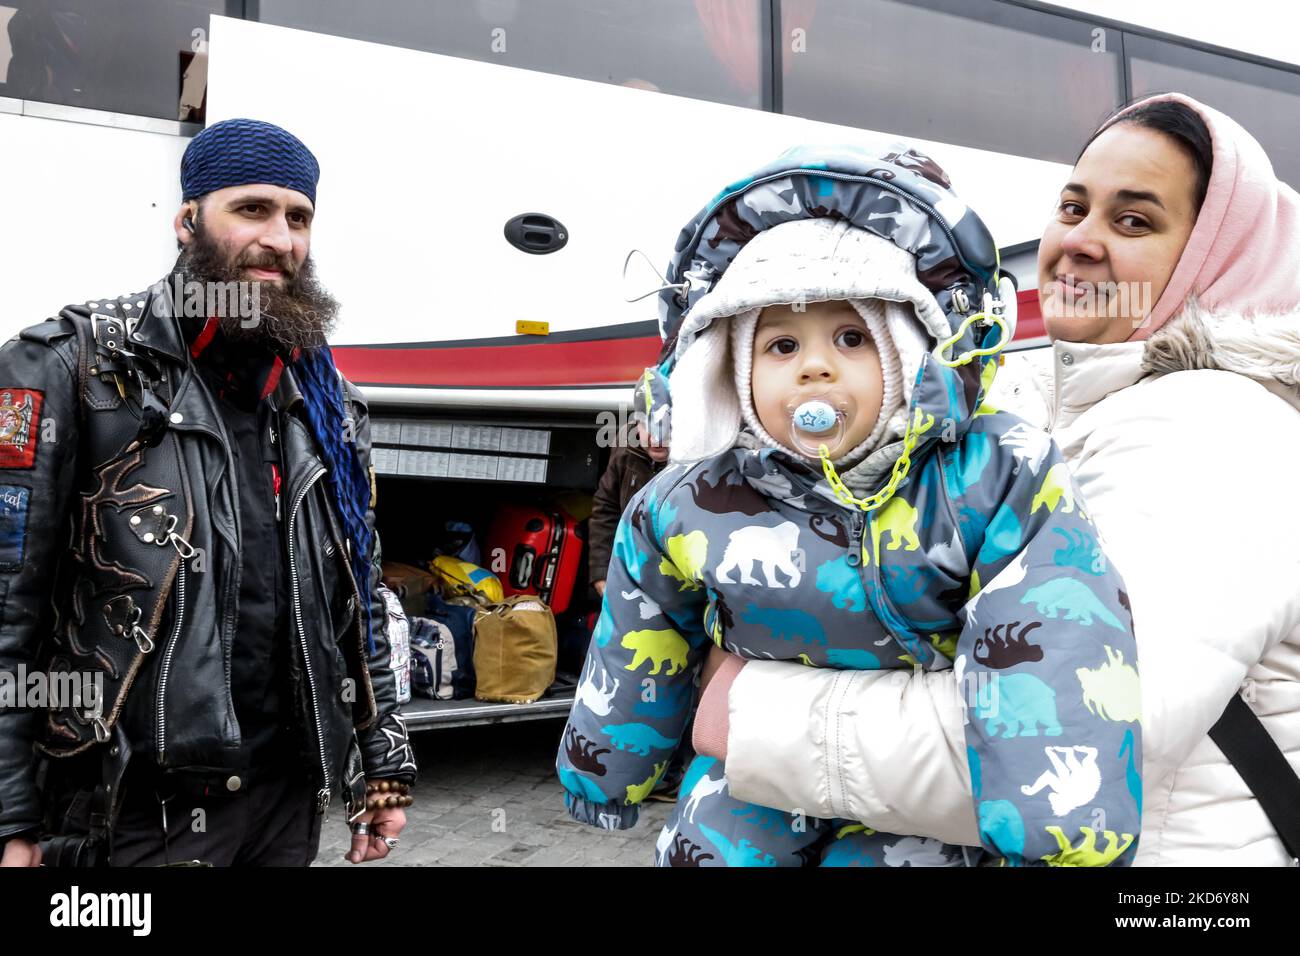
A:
[[383, 837, 399, 850], [352, 822, 371, 836]]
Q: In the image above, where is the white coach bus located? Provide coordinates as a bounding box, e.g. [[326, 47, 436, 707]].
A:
[[3, 1, 1298, 728]]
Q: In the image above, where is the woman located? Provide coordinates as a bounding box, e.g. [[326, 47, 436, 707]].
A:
[[692, 92, 1300, 865]]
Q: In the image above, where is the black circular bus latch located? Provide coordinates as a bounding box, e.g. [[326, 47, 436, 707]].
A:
[[504, 213, 569, 255]]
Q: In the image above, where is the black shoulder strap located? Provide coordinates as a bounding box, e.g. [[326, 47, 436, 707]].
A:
[[1207, 693, 1300, 861]]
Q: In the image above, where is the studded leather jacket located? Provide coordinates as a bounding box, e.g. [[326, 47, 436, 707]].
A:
[[0, 278, 417, 843]]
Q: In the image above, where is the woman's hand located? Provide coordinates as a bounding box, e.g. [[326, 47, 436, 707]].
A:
[[699, 643, 733, 694]]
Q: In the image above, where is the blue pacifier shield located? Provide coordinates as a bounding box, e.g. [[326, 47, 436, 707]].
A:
[[792, 400, 837, 434]]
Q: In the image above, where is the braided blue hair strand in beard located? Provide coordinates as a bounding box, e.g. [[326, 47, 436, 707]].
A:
[[293, 344, 377, 654]]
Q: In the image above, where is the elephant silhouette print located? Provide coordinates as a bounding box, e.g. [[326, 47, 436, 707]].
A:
[[1020, 745, 1101, 817], [575, 657, 619, 717]]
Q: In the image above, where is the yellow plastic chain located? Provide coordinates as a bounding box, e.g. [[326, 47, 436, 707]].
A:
[[819, 406, 934, 513], [819, 280, 1010, 513]]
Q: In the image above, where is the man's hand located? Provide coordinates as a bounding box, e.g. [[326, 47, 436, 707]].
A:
[[0, 838, 41, 868], [346, 806, 407, 864], [593, 579, 606, 598]]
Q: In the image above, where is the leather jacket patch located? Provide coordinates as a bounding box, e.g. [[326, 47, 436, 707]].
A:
[[0, 388, 43, 468]]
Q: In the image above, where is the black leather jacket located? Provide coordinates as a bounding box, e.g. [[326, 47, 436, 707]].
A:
[[0, 278, 416, 843]]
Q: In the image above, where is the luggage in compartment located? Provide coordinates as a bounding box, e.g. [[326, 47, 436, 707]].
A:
[[430, 554, 504, 603], [408, 610, 476, 701], [378, 584, 412, 704], [380, 561, 442, 620], [426, 588, 477, 699], [471, 595, 558, 704], [485, 504, 585, 615]]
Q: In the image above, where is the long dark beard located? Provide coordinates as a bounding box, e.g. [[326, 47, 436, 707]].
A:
[[174, 221, 341, 352]]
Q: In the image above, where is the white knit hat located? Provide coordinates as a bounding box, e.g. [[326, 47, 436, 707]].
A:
[[669, 218, 944, 466], [728, 301, 906, 465]]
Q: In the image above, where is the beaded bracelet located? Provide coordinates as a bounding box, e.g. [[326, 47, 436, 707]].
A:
[[365, 779, 414, 811]]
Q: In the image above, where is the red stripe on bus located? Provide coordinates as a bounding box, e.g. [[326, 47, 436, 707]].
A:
[[333, 300, 1045, 389], [331, 336, 664, 388]]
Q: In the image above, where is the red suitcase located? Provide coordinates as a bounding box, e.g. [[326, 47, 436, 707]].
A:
[[486, 504, 585, 614]]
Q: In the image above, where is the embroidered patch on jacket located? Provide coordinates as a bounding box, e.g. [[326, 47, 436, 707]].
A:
[[0, 388, 44, 469], [0, 484, 31, 570]]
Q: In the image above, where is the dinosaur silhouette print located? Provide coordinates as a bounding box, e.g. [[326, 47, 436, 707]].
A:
[[687, 472, 768, 516], [1051, 527, 1104, 576], [600, 722, 676, 757], [740, 602, 827, 645], [626, 762, 668, 804], [697, 822, 777, 867], [1076, 645, 1141, 722], [1041, 826, 1135, 866], [1021, 577, 1125, 631], [973, 620, 1043, 669]]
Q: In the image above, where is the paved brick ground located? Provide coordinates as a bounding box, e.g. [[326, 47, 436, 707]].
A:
[[313, 718, 672, 867]]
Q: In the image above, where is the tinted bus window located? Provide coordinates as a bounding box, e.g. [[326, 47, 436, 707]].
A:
[[778, 0, 1124, 164], [255, 0, 764, 109], [1128, 34, 1300, 190], [0, 0, 224, 120]]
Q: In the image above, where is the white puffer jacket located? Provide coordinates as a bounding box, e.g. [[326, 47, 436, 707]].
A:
[[722, 303, 1300, 865]]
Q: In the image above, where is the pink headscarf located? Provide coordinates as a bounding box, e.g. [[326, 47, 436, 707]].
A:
[[1099, 92, 1300, 340]]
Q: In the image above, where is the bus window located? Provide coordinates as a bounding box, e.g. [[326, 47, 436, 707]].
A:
[[776, 0, 1125, 165], [0, 0, 223, 121], [254, 0, 765, 109], [1128, 34, 1300, 190]]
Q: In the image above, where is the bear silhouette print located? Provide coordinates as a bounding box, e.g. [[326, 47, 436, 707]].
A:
[[715, 521, 802, 588]]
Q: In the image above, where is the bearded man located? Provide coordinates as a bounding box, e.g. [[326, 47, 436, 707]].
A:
[[0, 118, 415, 867]]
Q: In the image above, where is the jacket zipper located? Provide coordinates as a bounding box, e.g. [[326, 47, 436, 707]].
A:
[[154, 561, 187, 763], [848, 509, 866, 564], [288, 465, 332, 813]]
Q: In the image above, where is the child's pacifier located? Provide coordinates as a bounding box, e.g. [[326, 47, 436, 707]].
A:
[[785, 394, 849, 457]]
